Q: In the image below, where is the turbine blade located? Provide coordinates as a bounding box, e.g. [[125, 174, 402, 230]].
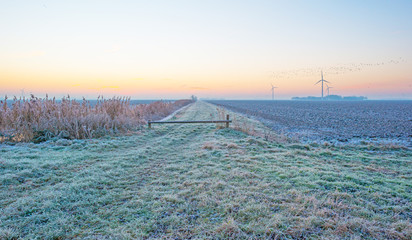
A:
[[315, 80, 322, 85]]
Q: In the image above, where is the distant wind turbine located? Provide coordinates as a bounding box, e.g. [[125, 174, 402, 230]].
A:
[[326, 84, 333, 97], [315, 71, 330, 100], [271, 84, 278, 100]]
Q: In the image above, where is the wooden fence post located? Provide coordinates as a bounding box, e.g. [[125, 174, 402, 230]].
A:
[[148, 121, 151, 129], [226, 115, 230, 128]]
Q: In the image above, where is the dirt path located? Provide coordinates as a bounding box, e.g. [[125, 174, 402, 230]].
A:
[[1, 101, 411, 239], [159, 102, 194, 121]]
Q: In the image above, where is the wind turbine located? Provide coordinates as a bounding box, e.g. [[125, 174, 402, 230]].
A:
[[326, 84, 333, 97], [315, 71, 330, 100], [271, 84, 278, 100]]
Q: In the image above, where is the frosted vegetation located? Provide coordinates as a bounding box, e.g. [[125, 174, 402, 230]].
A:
[[208, 100, 412, 146], [0, 95, 192, 142], [0, 102, 410, 239]]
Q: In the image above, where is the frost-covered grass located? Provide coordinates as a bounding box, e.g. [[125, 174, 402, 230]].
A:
[[0, 101, 411, 239]]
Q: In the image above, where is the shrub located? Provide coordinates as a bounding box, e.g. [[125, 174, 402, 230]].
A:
[[0, 95, 192, 142]]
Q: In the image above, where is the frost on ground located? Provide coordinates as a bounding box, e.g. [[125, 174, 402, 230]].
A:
[[0, 102, 411, 239], [208, 100, 412, 147]]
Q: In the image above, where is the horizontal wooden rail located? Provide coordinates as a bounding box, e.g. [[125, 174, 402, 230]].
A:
[[149, 120, 232, 124], [148, 115, 231, 128]]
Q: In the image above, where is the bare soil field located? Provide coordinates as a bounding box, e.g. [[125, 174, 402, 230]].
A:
[[208, 100, 412, 146]]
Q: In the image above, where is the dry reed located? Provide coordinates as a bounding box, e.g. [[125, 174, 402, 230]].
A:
[[0, 95, 192, 142]]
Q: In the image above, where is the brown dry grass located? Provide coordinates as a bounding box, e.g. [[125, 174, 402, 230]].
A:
[[0, 95, 192, 142]]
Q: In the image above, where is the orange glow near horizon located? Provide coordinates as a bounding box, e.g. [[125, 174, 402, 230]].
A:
[[2, 66, 411, 100], [1, 1, 411, 100]]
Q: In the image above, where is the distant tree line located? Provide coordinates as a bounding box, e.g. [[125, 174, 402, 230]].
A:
[[292, 95, 367, 101]]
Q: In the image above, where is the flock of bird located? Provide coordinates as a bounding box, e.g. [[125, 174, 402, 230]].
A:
[[271, 57, 407, 80], [269, 57, 407, 99]]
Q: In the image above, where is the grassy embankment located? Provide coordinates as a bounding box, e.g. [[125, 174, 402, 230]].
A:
[[1, 101, 411, 239]]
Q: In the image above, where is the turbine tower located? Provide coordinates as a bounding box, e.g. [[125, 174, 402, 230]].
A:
[[271, 84, 278, 100], [315, 71, 330, 100], [326, 84, 333, 97]]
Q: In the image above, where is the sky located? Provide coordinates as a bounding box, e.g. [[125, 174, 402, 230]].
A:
[[1, 0, 411, 100]]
